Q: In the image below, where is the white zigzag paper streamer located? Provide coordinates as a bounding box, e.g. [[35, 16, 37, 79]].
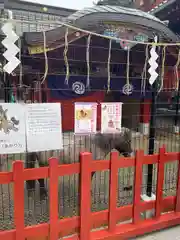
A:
[[1, 22, 20, 74]]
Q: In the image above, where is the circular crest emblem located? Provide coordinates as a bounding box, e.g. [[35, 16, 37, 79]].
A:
[[122, 84, 133, 95], [72, 81, 85, 95]]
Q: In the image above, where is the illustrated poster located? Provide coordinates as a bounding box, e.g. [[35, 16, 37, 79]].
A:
[[74, 102, 97, 134], [25, 103, 63, 152], [101, 102, 123, 133], [0, 103, 26, 154]]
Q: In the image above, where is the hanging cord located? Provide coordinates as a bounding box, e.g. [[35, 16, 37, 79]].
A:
[[141, 45, 149, 95], [126, 47, 130, 86], [64, 28, 70, 85], [18, 38, 23, 88], [107, 39, 112, 92], [41, 31, 48, 84], [86, 34, 91, 88], [158, 46, 166, 93], [175, 49, 180, 91]]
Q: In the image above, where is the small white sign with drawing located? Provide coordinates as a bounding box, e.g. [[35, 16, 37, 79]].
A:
[[0, 103, 26, 154]]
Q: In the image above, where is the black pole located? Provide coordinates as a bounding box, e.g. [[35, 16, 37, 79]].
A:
[[146, 43, 160, 197], [4, 73, 11, 103], [146, 80, 158, 196]]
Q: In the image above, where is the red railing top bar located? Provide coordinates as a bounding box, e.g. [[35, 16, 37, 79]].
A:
[[0, 150, 179, 185]]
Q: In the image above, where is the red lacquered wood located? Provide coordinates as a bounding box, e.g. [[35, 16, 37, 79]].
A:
[[91, 160, 110, 172], [0, 147, 180, 240], [133, 150, 144, 224], [143, 154, 158, 164], [91, 212, 180, 240], [57, 163, 80, 176], [13, 161, 25, 240], [0, 171, 13, 184], [165, 152, 180, 162], [23, 167, 48, 181], [175, 152, 180, 212], [155, 147, 165, 218], [49, 157, 59, 240], [108, 151, 119, 232], [80, 152, 92, 240]]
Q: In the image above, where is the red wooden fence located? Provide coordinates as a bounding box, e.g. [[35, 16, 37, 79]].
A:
[[0, 147, 180, 240]]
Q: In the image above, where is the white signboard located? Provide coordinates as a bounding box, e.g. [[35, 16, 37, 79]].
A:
[[101, 102, 123, 133], [74, 102, 97, 134], [0, 103, 26, 154], [25, 103, 63, 152]]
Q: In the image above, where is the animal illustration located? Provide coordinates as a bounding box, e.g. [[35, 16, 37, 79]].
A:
[[0, 105, 19, 134], [25, 128, 133, 200]]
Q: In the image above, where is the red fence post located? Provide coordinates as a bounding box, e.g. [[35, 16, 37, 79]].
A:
[[80, 152, 92, 240], [155, 147, 165, 218], [133, 150, 143, 224], [13, 160, 25, 240], [175, 152, 180, 212], [49, 157, 59, 240], [108, 151, 119, 232]]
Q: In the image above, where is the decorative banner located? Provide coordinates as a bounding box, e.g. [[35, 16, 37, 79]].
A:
[[0, 103, 26, 154], [25, 103, 63, 152], [28, 45, 57, 55], [103, 23, 148, 51], [74, 102, 97, 134], [101, 102, 123, 133]]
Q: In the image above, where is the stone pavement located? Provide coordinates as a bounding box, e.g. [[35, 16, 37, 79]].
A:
[[135, 225, 180, 239]]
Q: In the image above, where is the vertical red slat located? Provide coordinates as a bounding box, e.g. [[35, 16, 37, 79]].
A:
[[133, 150, 143, 224], [155, 147, 165, 218], [175, 153, 180, 212], [80, 152, 92, 240], [13, 161, 24, 240], [49, 157, 59, 240], [108, 151, 119, 232]]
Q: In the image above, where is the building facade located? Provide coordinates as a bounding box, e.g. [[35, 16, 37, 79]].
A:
[[0, 0, 75, 35]]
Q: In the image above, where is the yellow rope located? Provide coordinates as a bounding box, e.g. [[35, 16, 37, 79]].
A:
[[64, 28, 70, 85], [141, 45, 148, 95], [107, 39, 112, 92], [175, 49, 180, 91], [41, 31, 48, 84], [158, 46, 166, 93], [86, 34, 91, 88]]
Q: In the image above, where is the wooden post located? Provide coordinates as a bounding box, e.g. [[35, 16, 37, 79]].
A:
[[155, 147, 165, 218], [80, 152, 92, 240], [13, 161, 25, 240], [108, 151, 119, 232], [133, 150, 144, 224], [49, 157, 59, 240], [175, 152, 180, 212]]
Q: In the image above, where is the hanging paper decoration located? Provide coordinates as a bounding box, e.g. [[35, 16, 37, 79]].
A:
[[74, 102, 97, 134], [101, 102, 122, 133], [148, 36, 159, 85]]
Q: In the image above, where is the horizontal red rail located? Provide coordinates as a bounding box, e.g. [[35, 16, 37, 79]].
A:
[[0, 151, 179, 184]]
